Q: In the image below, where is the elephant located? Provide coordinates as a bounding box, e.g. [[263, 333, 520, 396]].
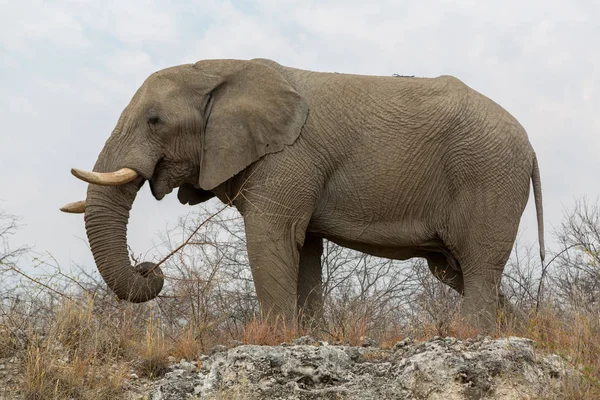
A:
[[61, 58, 544, 333]]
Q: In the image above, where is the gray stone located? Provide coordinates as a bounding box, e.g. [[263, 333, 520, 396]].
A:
[[178, 360, 198, 373], [361, 336, 378, 347], [207, 344, 227, 355], [292, 335, 319, 346], [146, 336, 576, 399]]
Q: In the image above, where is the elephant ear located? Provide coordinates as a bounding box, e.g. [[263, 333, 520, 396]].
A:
[[196, 60, 309, 190]]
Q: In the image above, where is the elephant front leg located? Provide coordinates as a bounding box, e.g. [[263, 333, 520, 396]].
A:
[[244, 216, 308, 326], [297, 233, 324, 329]]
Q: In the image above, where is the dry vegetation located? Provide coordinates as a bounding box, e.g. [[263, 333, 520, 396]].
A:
[[1, 199, 600, 398]]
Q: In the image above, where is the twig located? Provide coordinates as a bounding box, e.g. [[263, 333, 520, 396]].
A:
[[8, 266, 77, 303], [535, 243, 583, 313], [153, 205, 230, 270]]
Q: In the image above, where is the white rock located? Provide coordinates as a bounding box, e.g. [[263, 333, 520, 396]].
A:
[[145, 337, 575, 399]]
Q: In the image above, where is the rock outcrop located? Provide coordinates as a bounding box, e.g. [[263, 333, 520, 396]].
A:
[[147, 336, 573, 399]]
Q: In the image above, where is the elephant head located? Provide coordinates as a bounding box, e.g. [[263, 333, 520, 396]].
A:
[[61, 59, 309, 303]]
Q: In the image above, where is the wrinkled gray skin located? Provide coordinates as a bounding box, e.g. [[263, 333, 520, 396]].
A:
[[84, 58, 544, 333]]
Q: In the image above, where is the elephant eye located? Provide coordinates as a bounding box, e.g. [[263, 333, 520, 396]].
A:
[[147, 115, 160, 126], [147, 110, 161, 127]]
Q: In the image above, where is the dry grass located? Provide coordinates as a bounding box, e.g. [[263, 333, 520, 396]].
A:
[[242, 315, 302, 346], [3, 199, 600, 398], [171, 325, 204, 362], [21, 299, 131, 400], [524, 307, 600, 399], [24, 341, 129, 400], [0, 286, 597, 399], [2, 267, 597, 400], [136, 308, 170, 379]]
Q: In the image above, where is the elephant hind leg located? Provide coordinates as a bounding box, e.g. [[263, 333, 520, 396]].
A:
[[425, 252, 464, 295], [447, 219, 520, 334], [425, 251, 523, 330]]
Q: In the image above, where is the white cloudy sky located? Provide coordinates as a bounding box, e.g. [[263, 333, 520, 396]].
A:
[[1, 0, 598, 273]]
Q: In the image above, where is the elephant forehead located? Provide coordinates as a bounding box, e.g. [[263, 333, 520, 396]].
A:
[[141, 75, 181, 97], [136, 82, 196, 115]]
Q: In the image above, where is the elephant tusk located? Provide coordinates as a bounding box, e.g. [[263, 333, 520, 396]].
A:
[[71, 167, 139, 186], [60, 200, 86, 214]]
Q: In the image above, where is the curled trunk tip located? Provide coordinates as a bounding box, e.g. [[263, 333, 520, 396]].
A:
[[121, 262, 165, 303]]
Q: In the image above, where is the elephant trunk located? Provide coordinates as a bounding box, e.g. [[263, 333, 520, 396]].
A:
[[84, 175, 164, 303]]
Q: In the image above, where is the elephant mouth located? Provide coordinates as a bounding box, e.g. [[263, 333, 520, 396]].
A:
[[148, 158, 194, 201], [149, 177, 174, 200], [149, 159, 174, 200]]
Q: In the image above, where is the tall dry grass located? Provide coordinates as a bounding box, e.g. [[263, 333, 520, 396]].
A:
[[4, 293, 598, 399], [21, 298, 131, 399], [1, 199, 600, 398]]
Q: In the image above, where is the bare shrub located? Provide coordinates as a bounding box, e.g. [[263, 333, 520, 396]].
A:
[[405, 260, 461, 338], [0, 210, 27, 273], [549, 198, 600, 310], [321, 241, 420, 343], [2, 197, 600, 397], [502, 237, 543, 313], [152, 207, 258, 349]]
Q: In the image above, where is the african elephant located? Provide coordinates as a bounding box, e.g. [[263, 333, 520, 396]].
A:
[[61, 58, 544, 333]]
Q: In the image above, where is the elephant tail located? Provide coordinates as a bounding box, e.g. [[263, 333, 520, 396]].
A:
[[531, 154, 545, 262]]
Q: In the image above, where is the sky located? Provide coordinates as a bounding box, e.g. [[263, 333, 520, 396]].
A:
[[1, 0, 599, 275]]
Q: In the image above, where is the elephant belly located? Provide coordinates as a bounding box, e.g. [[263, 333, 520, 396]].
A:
[[323, 236, 443, 261], [308, 216, 446, 261]]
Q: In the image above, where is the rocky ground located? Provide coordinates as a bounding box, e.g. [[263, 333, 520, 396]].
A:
[[142, 336, 574, 400], [0, 335, 578, 399]]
